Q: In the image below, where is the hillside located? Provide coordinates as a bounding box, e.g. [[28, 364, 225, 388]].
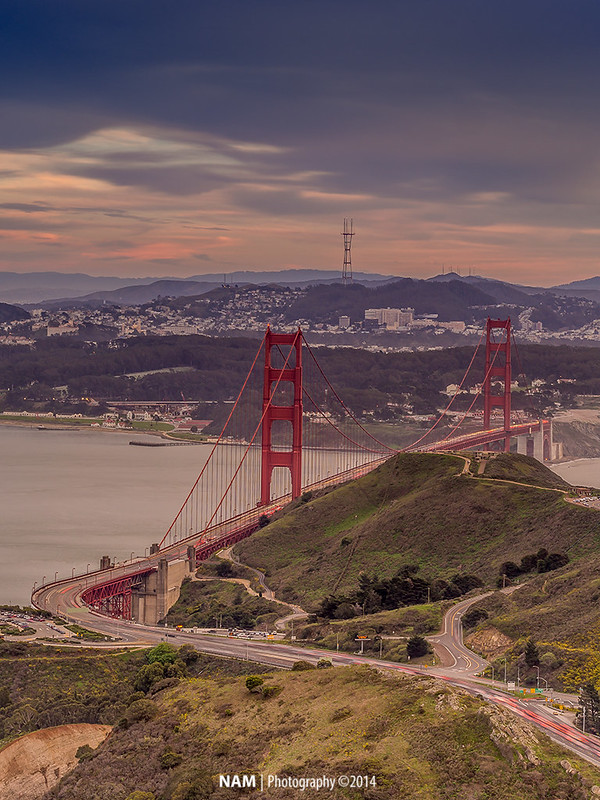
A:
[[234, 453, 598, 609], [285, 278, 496, 324], [467, 552, 600, 690], [0, 302, 29, 323], [45, 664, 600, 800]]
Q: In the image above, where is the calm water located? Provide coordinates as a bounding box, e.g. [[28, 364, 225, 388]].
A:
[[550, 458, 600, 490], [0, 425, 349, 606], [0, 425, 218, 605]]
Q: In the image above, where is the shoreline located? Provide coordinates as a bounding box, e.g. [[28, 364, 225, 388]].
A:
[[0, 418, 167, 438]]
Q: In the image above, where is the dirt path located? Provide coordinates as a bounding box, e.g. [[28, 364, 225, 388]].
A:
[[0, 723, 111, 800], [217, 548, 308, 630]]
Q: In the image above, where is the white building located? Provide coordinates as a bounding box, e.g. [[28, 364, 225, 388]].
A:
[[364, 307, 414, 330]]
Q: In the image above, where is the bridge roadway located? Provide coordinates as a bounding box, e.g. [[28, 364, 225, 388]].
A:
[[415, 420, 547, 453]]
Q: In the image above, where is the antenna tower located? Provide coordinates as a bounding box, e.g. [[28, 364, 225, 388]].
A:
[[341, 218, 354, 285]]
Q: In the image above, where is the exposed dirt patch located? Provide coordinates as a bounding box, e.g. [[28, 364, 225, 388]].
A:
[[0, 723, 111, 800], [465, 626, 513, 658]]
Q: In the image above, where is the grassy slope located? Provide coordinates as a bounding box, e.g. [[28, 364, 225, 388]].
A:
[[164, 578, 287, 629], [481, 453, 571, 489], [235, 453, 600, 609], [47, 665, 600, 800]]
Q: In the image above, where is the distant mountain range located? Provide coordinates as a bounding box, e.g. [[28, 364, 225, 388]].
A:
[[0, 269, 396, 306], [3, 267, 600, 316]]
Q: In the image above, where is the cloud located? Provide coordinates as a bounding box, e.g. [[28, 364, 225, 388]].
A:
[[1, 2, 600, 280], [0, 202, 51, 212]]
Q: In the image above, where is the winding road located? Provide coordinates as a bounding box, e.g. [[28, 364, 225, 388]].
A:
[[29, 576, 600, 769]]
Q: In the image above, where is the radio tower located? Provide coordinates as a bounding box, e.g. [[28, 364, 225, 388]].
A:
[[341, 218, 354, 285]]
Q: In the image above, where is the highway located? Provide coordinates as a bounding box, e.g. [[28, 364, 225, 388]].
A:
[[30, 577, 600, 770]]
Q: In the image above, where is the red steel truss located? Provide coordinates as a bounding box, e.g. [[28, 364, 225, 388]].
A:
[[81, 569, 153, 619]]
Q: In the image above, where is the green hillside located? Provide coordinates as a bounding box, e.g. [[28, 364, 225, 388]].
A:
[[234, 453, 598, 609], [46, 664, 600, 800], [480, 452, 570, 489]]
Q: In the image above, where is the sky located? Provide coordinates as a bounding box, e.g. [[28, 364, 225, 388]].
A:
[[2, 0, 600, 286]]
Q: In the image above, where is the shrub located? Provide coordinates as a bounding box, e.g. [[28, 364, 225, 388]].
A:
[[150, 677, 181, 695], [333, 602, 356, 620], [450, 574, 484, 594], [462, 608, 488, 629], [147, 643, 179, 665], [245, 675, 264, 692], [499, 561, 521, 579], [127, 698, 159, 723], [291, 660, 316, 671], [160, 748, 184, 769], [316, 658, 333, 669], [540, 651, 558, 670], [126, 792, 156, 800], [0, 687, 10, 708], [215, 560, 233, 577], [75, 744, 95, 762], [134, 662, 165, 693], [261, 684, 283, 698]]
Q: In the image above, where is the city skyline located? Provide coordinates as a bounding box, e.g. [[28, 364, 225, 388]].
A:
[[2, 1, 600, 285]]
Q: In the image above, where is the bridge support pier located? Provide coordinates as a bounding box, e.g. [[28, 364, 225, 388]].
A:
[[131, 555, 195, 625], [514, 421, 560, 462]]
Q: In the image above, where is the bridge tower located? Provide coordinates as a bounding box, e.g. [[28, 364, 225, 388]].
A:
[[261, 328, 303, 505], [483, 318, 511, 452]]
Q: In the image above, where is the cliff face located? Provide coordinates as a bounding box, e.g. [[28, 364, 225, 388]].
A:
[[0, 723, 111, 800], [554, 420, 600, 459]]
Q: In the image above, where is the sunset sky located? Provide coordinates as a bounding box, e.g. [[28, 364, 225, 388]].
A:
[[2, 1, 600, 285]]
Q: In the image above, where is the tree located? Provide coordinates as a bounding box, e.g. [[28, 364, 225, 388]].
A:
[[579, 683, 600, 733], [406, 635, 429, 659], [499, 561, 521, 579], [524, 638, 540, 667]]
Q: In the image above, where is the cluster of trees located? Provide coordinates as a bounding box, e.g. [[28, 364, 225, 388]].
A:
[[319, 565, 483, 620], [499, 548, 569, 584], [4, 330, 600, 418]]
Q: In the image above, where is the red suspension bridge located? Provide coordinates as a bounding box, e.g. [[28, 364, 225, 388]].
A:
[[33, 318, 553, 622]]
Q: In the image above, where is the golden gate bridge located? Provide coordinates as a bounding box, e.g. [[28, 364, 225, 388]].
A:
[[33, 318, 552, 621]]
